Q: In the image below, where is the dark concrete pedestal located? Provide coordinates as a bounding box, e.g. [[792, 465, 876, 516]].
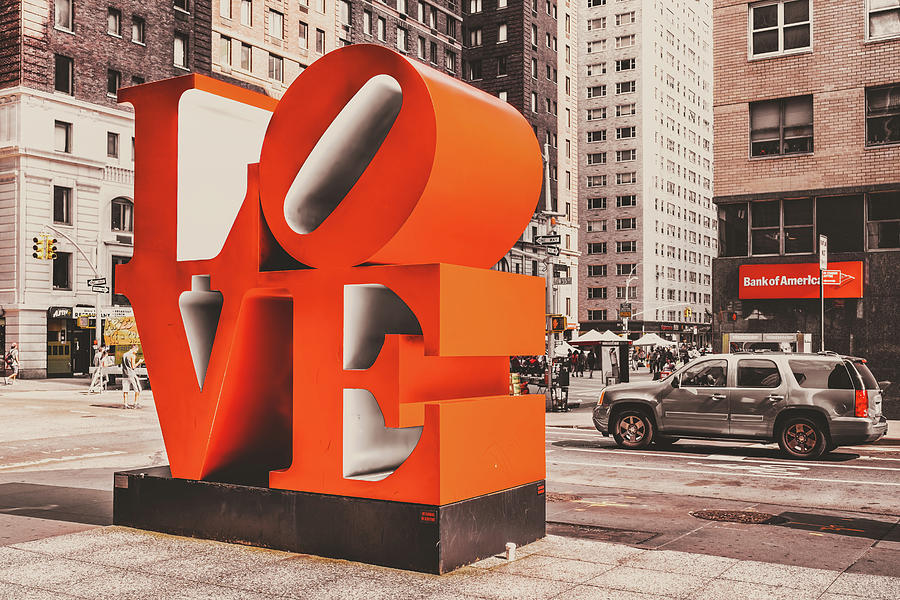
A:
[[113, 466, 545, 574]]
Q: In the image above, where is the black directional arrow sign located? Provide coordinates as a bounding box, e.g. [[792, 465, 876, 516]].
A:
[[535, 235, 561, 245]]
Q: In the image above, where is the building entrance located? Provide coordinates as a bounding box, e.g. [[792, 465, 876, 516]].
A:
[[723, 332, 812, 354]]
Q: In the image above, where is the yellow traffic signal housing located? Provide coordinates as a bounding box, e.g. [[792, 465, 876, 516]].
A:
[[550, 315, 567, 332], [32, 236, 45, 259], [48, 238, 58, 260], [684, 307, 692, 319]]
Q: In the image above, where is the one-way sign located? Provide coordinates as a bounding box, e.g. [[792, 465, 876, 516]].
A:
[[545, 246, 560, 256], [87, 277, 107, 286], [535, 235, 561, 245], [91, 285, 110, 294]]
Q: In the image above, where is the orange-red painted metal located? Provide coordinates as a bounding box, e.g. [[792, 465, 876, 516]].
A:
[[117, 45, 546, 506]]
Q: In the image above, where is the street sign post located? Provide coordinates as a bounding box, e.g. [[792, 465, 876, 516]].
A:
[[545, 246, 560, 256], [535, 234, 561, 245], [819, 235, 827, 352], [553, 277, 571, 285], [88, 277, 107, 286]]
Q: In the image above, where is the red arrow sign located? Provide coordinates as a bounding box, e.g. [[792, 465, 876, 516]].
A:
[[822, 270, 855, 287]]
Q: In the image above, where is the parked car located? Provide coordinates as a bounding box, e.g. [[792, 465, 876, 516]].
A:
[[593, 352, 888, 459]]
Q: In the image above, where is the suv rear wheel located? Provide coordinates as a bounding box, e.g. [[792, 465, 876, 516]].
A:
[[612, 409, 654, 450], [778, 416, 827, 460]]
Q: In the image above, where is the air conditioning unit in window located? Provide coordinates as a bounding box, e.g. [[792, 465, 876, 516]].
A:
[[116, 235, 133, 245]]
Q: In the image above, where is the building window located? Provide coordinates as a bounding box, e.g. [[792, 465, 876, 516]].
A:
[[499, 90, 507, 101], [588, 264, 607, 276], [587, 152, 606, 165], [588, 17, 605, 30], [588, 287, 607, 299], [498, 23, 507, 43], [866, 84, 900, 146], [531, 24, 537, 45], [465, 60, 482, 81], [497, 55, 507, 75], [446, 51, 457, 72], [54, 121, 72, 153], [54, 55, 74, 95], [362, 12, 371, 36], [819, 195, 864, 253], [398, 0, 408, 15], [616, 11, 635, 25], [588, 197, 607, 210], [175, 0, 189, 11], [445, 16, 457, 38], [616, 103, 636, 116], [718, 203, 749, 257], [268, 53, 283, 81], [616, 195, 636, 207], [55, 0, 73, 30], [587, 220, 607, 233], [616, 240, 636, 253], [107, 132, 119, 158], [587, 242, 607, 254], [616, 286, 637, 300], [106, 69, 120, 97], [108, 7, 121, 36], [397, 27, 408, 51], [587, 108, 606, 121], [316, 28, 325, 53], [587, 310, 607, 321], [616, 264, 637, 276], [416, 35, 425, 58], [174, 33, 189, 68], [746, 198, 816, 255], [750, 0, 810, 57], [587, 85, 606, 98], [111, 197, 134, 232], [316, 0, 326, 14], [869, 0, 900, 39], [132, 17, 145, 44], [588, 0, 606, 5], [615, 58, 635, 71], [616, 218, 637, 230], [468, 0, 483, 13], [586, 40, 606, 53], [615, 34, 635, 48], [587, 63, 605, 76], [587, 175, 607, 188], [240, 0, 251, 26], [868, 191, 900, 249], [268, 9, 283, 38], [498, 0, 507, 7], [430, 41, 438, 64], [531, 92, 538, 112], [131, 76, 144, 86], [53, 252, 72, 290], [240, 42, 252, 70], [616, 149, 636, 162], [112, 255, 132, 305], [616, 126, 636, 139], [339, 0, 350, 25], [467, 27, 483, 47], [220, 0, 232, 18], [616, 81, 635, 94], [219, 35, 232, 65], [377, 18, 386, 42], [53, 186, 72, 225], [750, 95, 813, 156]]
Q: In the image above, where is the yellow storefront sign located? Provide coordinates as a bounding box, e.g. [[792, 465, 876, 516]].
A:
[[104, 316, 141, 346]]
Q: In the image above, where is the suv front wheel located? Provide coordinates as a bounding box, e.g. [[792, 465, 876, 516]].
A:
[[612, 409, 654, 450], [778, 416, 827, 460]]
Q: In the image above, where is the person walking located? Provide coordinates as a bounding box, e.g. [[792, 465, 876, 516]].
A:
[[556, 364, 570, 411], [587, 350, 595, 378], [88, 345, 109, 393], [121, 345, 144, 408], [4, 343, 19, 385]]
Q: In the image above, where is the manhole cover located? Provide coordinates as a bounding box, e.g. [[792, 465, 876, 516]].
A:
[[690, 510, 785, 525], [547, 522, 660, 545]]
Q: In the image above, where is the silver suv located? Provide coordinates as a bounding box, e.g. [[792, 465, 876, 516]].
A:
[[592, 352, 888, 459]]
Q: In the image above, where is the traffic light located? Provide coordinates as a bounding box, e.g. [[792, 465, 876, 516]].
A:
[[728, 311, 738, 322], [47, 238, 58, 260], [31, 236, 45, 259], [550, 315, 567, 332], [684, 307, 692, 319]]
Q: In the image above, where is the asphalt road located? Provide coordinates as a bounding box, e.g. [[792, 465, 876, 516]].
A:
[[1, 376, 898, 576]]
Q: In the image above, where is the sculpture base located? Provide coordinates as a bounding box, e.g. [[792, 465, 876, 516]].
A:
[[112, 466, 545, 574]]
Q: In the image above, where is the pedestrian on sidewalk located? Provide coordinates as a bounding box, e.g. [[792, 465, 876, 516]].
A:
[[88, 345, 109, 394], [121, 345, 144, 408], [587, 350, 595, 378], [555, 365, 569, 412], [4, 343, 19, 385]]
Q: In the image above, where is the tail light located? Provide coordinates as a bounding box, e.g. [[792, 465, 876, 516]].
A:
[[598, 391, 605, 406], [854, 389, 868, 418]]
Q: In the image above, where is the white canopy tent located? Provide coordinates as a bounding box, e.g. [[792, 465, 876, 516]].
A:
[[553, 342, 578, 357], [571, 329, 626, 344], [632, 333, 676, 347]]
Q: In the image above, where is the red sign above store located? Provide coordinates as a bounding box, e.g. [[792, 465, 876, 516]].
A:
[[739, 262, 863, 299]]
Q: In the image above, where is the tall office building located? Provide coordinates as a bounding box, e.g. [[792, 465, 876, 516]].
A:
[[212, 0, 339, 97], [712, 0, 900, 374], [0, 0, 211, 377], [577, 0, 714, 343], [461, 0, 580, 333]]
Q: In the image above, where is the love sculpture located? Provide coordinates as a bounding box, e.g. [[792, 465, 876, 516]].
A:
[[112, 45, 547, 573]]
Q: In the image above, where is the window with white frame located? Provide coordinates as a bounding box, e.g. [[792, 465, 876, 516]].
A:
[[587, 242, 607, 254], [339, 0, 350, 25], [132, 17, 145, 44], [587, 39, 606, 53], [240, 0, 251, 25], [397, 27, 408, 51], [588, 0, 606, 6], [316, 28, 325, 53], [616, 103, 635, 116], [377, 17, 386, 41], [587, 85, 606, 98], [174, 33, 188, 68], [588, 197, 607, 209], [615, 11, 635, 25], [616, 286, 637, 300], [55, 0, 73, 30], [615, 34, 634, 48], [531, 92, 538, 112], [616, 194, 637, 207], [616, 126, 636, 139], [53, 186, 72, 225], [268, 53, 282, 81], [55, 120, 72, 153], [588, 17, 605, 30], [106, 69, 120, 97], [588, 264, 607, 276], [865, 84, 900, 146], [587, 175, 607, 187], [587, 63, 606, 76], [220, 0, 231, 18], [587, 152, 607, 165], [616, 81, 635, 94], [616, 218, 637, 230], [869, 0, 900, 39], [587, 309, 607, 321], [446, 51, 457, 72], [750, 0, 810, 57], [468, 27, 482, 46], [616, 263, 636, 276], [616, 240, 637, 253], [587, 220, 607, 233], [498, 23, 507, 42], [108, 8, 121, 36], [268, 9, 283, 38], [750, 95, 813, 156], [175, 0, 189, 11], [469, 0, 482, 13], [588, 287, 608, 299], [616, 172, 636, 184], [587, 108, 606, 120], [112, 197, 133, 231], [616, 149, 636, 162], [615, 58, 635, 71]]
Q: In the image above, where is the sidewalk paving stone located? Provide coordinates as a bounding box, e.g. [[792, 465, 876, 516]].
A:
[[825, 572, 900, 599], [717, 560, 839, 594], [585, 566, 710, 598], [0, 583, 82, 600], [450, 571, 573, 600], [563, 586, 675, 600], [622, 549, 738, 577], [491, 554, 616, 582], [688, 579, 821, 600]]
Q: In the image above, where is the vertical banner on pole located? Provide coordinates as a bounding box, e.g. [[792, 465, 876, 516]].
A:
[[819, 235, 828, 352]]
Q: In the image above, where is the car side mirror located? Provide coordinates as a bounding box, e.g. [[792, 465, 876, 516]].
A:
[[671, 377, 679, 389]]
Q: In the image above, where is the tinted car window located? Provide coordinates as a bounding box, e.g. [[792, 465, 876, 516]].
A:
[[737, 359, 781, 388], [789, 359, 853, 389], [849, 361, 878, 389], [681, 359, 727, 387]]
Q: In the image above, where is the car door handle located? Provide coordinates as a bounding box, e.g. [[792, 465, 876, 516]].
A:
[[711, 393, 727, 401], [766, 395, 784, 403]]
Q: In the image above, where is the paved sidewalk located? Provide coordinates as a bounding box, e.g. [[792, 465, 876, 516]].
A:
[[0, 526, 898, 599]]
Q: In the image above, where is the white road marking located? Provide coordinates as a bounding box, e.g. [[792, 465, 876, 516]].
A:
[[548, 458, 900, 487], [0, 451, 126, 471]]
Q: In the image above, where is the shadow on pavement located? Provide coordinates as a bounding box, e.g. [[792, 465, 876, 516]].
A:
[[550, 439, 862, 462], [776, 511, 897, 541], [0, 482, 111, 526]]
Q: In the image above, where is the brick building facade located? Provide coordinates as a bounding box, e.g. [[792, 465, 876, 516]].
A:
[[0, 0, 212, 377], [713, 0, 900, 387]]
